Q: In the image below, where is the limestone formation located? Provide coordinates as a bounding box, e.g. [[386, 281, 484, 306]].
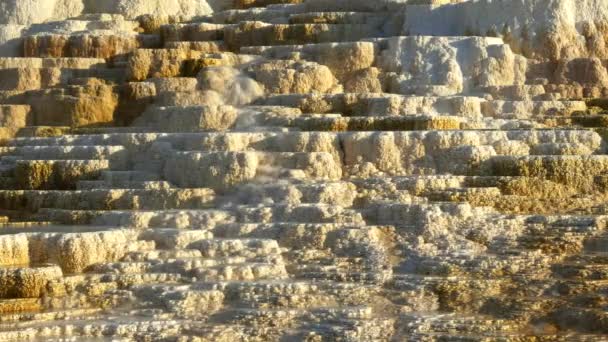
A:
[[0, 0, 607, 341]]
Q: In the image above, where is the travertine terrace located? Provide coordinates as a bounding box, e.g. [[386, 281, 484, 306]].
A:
[[0, 0, 607, 340]]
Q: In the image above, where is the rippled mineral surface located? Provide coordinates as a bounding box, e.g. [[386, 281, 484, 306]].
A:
[[0, 0, 607, 340]]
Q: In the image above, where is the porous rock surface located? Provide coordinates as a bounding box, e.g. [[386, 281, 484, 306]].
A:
[[0, 0, 607, 341]]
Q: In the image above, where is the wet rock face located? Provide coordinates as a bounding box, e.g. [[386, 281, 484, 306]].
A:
[[1, 1, 608, 341]]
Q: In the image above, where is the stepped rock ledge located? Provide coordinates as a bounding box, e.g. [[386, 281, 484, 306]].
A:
[[0, 0, 607, 340]]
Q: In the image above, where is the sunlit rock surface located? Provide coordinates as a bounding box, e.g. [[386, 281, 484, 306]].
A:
[[0, 0, 607, 341]]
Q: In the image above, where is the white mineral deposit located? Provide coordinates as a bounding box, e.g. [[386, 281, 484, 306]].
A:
[[0, 0, 606, 340]]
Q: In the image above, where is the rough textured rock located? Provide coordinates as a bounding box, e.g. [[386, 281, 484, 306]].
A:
[[405, 0, 608, 61], [0, 0, 607, 341], [246, 59, 342, 94], [84, 0, 217, 18], [0, 266, 62, 298], [0, 0, 84, 25], [378, 36, 527, 95], [133, 105, 238, 132], [25, 81, 119, 127], [0, 105, 30, 131]]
